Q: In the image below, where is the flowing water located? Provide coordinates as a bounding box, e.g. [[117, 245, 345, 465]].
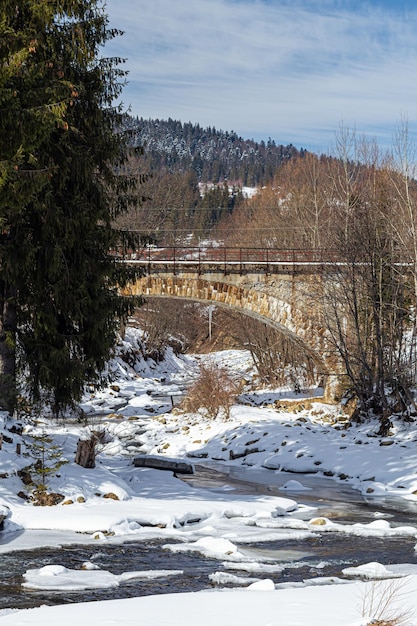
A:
[[186, 464, 417, 522], [1, 464, 417, 610]]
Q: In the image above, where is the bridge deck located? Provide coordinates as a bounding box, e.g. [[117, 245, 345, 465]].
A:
[[117, 246, 341, 274]]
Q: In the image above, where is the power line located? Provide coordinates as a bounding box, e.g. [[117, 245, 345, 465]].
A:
[[120, 227, 308, 234], [127, 205, 295, 213]]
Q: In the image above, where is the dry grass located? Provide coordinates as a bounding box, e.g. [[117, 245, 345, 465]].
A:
[[361, 579, 413, 626]]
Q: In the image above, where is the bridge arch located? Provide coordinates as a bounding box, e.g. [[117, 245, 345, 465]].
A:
[[124, 272, 342, 402]]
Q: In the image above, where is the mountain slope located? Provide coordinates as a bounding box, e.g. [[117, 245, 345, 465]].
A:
[[130, 117, 303, 186]]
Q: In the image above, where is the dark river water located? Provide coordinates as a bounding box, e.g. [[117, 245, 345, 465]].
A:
[[1, 464, 417, 610]]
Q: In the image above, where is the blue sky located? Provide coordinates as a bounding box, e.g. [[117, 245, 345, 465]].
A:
[[104, 0, 417, 153]]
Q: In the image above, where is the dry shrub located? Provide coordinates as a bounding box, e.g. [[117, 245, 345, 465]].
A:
[[181, 361, 240, 419], [361, 579, 413, 626]]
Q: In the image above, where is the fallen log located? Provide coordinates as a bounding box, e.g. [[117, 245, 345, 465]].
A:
[[133, 455, 194, 475]]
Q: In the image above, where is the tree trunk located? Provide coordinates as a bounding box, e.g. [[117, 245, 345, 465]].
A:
[[0, 281, 16, 413], [75, 438, 96, 468]]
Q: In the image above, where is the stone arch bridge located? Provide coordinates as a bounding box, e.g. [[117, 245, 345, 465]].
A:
[[121, 246, 343, 401]]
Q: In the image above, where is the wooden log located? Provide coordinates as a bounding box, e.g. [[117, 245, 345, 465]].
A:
[[133, 455, 194, 474], [75, 439, 96, 468]]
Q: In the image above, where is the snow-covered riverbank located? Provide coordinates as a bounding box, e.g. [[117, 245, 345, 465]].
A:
[[1, 326, 417, 624]]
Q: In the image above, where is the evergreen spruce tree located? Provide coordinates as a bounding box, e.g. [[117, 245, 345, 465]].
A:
[[0, 1, 141, 414]]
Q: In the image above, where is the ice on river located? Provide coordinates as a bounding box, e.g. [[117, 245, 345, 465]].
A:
[[22, 564, 184, 591]]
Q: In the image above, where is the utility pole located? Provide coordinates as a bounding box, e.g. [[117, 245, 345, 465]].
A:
[[208, 305, 215, 341]]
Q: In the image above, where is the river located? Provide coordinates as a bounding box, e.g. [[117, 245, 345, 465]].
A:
[[0, 464, 416, 610]]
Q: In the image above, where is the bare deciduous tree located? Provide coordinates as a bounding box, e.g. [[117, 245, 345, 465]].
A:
[[322, 130, 413, 420]]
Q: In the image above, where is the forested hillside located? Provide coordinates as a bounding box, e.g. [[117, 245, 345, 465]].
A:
[[117, 116, 303, 239], [128, 117, 302, 186]]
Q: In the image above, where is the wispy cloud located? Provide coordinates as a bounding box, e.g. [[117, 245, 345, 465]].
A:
[[104, 0, 417, 151]]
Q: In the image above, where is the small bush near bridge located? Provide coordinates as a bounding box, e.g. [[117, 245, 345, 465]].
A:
[[181, 361, 240, 420]]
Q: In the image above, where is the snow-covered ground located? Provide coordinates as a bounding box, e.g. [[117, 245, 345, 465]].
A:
[[1, 326, 417, 625]]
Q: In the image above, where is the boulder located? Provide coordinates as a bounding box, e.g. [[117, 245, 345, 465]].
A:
[[33, 491, 65, 506], [0, 503, 10, 530]]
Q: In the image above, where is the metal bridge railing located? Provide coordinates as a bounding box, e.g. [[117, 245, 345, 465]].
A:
[[112, 246, 339, 275]]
